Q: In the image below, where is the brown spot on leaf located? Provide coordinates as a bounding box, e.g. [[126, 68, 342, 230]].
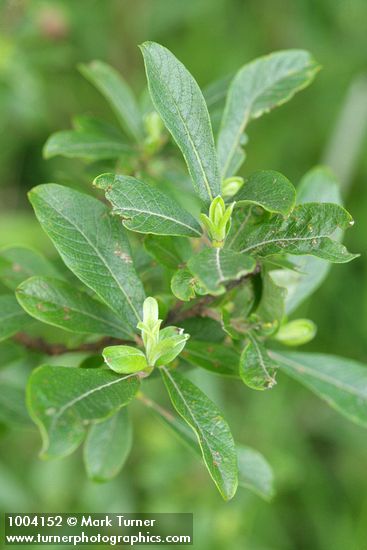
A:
[[114, 245, 132, 263], [12, 263, 22, 273]]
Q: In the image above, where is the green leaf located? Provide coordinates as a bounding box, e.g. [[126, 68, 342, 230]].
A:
[[274, 319, 317, 346], [27, 366, 140, 458], [140, 41, 220, 205], [44, 130, 132, 161], [272, 167, 345, 314], [0, 246, 59, 291], [140, 394, 274, 501], [84, 408, 132, 482], [218, 50, 319, 177], [233, 170, 296, 215], [103, 345, 148, 374], [273, 351, 367, 427], [0, 294, 31, 342], [95, 173, 202, 237], [154, 326, 189, 367], [180, 317, 226, 343], [29, 184, 145, 332], [79, 60, 143, 141], [16, 276, 129, 339], [256, 270, 286, 327], [226, 204, 266, 251], [170, 268, 197, 301], [237, 445, 274, 501], [160, 367, 238, 500], [144, 235, 191, 270], [181, 341, 240, 377], [236, 203, 357, 262], [188, 248, 256, 294], [240, 335, 278, 390]]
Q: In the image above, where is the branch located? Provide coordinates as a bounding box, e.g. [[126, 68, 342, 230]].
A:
[[12, 265, 260, 356], [12, 333, 132, 356]]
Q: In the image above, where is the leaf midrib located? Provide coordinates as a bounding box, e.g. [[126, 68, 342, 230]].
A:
[[39, 194, 141, 324], [248, 333, 275, 384], [221, 57, 314, 177], [162, 367, 229, 493], [145, 48, 215, 203], [111, 203, 201, 236], [50, 372, 137, 431], [20, 289, 123, 333], [215, 248, 225, 282], [271, 352, 366, 398], [239, 233, 331, 254]]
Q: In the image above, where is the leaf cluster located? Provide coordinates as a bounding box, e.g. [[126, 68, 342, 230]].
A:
[[0, 43, 361, 501]]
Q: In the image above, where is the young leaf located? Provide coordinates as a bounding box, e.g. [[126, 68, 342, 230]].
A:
[[160, 367, 238, 500], [95, 173, 202, 237], [240, 334, 278, 390], [233, 170, 296, 215], [237, 445, 274, 501], [273, 351, 367, 427], [274, 319, 317, 346], [16, 276, 129, 339], [218, 50, 319, 177], [188, 248, 256, 294], [103, 345, 148, 374], [154, 326, 189, 367], [272, 167, 344, 314], [79, 61, 144, 141], [181, 341, 240, 377], [29, 184, 145, 332], [236, 203, 357, 262], [44, 129, 132, 161], [144, 235, 191, 270], [140, 41, 220, 205], [0, 246, 60, 291], [170, 268, 197, 301], [0, 294, 31, 342], [84, 408, 132, 482], [27, 366, 140, 458]]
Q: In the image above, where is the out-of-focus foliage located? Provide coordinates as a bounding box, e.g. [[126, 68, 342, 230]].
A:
[[1, 0, 367, 549]]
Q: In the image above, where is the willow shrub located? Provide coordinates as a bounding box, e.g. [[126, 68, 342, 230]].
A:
[[1, 43, 362, 501]]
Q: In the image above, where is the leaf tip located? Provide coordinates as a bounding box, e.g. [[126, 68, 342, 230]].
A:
[[93, 173, 114, 190]]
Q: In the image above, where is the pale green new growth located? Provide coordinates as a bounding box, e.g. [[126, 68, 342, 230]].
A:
[[136, 296, 189, 368], [274, 319, 317, 346], [200, 196, 235, 247]]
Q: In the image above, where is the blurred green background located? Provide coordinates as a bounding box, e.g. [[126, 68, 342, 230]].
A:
[[1, 0, 367, 548]]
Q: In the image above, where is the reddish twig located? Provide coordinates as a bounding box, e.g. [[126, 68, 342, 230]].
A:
[[12, 333, 131, 356], [13, 265, 260, 356]]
